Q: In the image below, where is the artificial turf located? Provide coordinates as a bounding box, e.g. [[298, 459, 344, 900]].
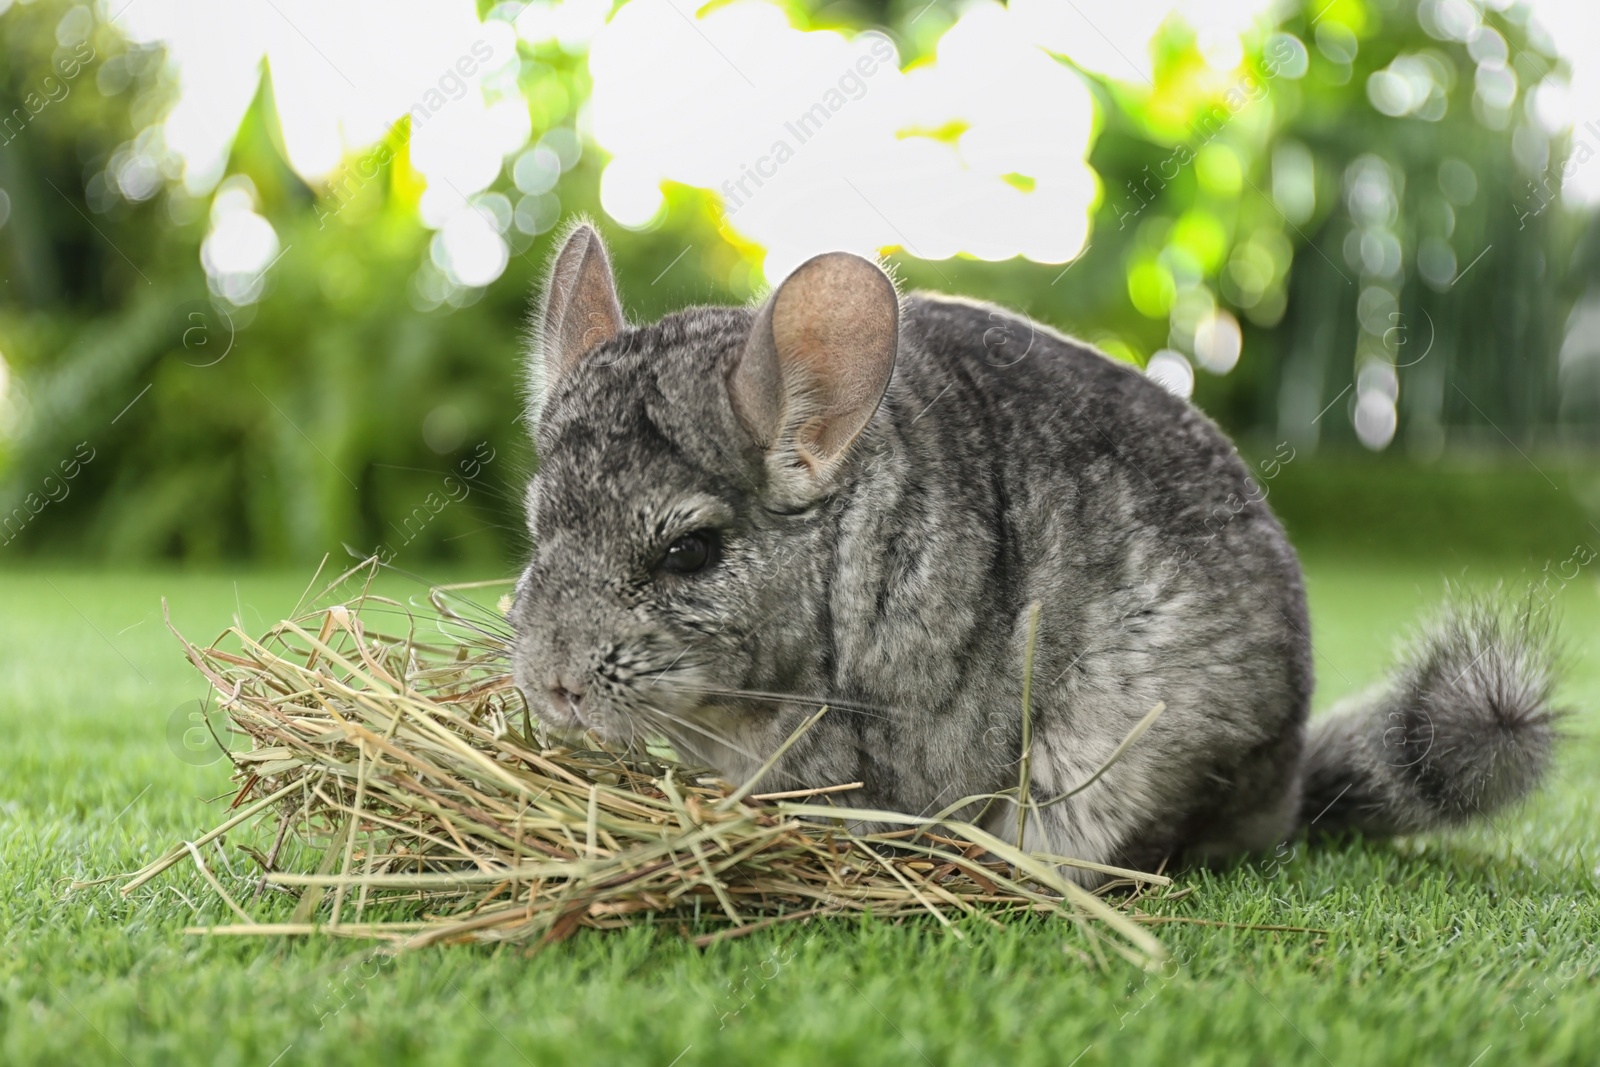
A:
[[1, 553, 1595, 1066]]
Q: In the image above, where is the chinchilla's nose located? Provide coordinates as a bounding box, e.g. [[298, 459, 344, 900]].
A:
[[548, 672, 587, 719]]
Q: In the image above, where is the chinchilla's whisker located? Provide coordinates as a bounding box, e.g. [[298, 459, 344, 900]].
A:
[[422, 591, 516, 634], [663, 684, 893, 721], [637, 716, 712, 764], [647, 708, 761, 763], [344, 553, 514, 631], [432, 618, 514, 646], [315, 561, 518, 646], [638, 704, 763, 765], [316, 602, 510, 651]]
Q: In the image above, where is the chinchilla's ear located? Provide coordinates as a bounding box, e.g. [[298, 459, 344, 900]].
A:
[[528, 219, 625, 417], [728, 251, 898, 499]]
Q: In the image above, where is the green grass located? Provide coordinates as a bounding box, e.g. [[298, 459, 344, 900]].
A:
[[1255, 453, 1600, 562], [1, 555, 1597, 1066]]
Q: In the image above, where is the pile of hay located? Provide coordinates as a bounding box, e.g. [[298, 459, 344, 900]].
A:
[[121, 559, 1171, 959]]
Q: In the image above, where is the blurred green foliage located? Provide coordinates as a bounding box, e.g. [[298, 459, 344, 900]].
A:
[[0, 0, 1595, 565]]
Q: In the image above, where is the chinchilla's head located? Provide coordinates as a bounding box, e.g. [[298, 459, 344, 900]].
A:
[[509, 220, 899, 768]]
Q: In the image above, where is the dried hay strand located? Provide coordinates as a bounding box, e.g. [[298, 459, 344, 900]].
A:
[[120, 558, 1174, 961]]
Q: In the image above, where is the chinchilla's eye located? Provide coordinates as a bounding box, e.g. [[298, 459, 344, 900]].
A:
[[658, 530, 720, 576]]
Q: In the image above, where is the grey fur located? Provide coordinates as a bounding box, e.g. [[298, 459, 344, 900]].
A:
[[510, 227, 1562, 878], [1298, 596, 1561, 838]]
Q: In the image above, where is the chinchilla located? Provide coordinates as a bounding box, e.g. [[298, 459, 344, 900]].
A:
[[510, 220, 1561, 878]]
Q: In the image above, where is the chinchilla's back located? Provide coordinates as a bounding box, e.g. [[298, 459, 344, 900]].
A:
[[836, 294, 1318, 868], [512, 228, 1561, 879]]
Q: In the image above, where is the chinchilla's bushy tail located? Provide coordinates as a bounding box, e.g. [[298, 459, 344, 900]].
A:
[[1297, 596, 1562, 839]]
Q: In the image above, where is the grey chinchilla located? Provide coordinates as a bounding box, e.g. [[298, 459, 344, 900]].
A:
[[509, 220, 1561, 878]]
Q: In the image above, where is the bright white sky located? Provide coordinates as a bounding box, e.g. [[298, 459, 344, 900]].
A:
[[585, 0, 1284, 278], [86, 0, 1600, 290]]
